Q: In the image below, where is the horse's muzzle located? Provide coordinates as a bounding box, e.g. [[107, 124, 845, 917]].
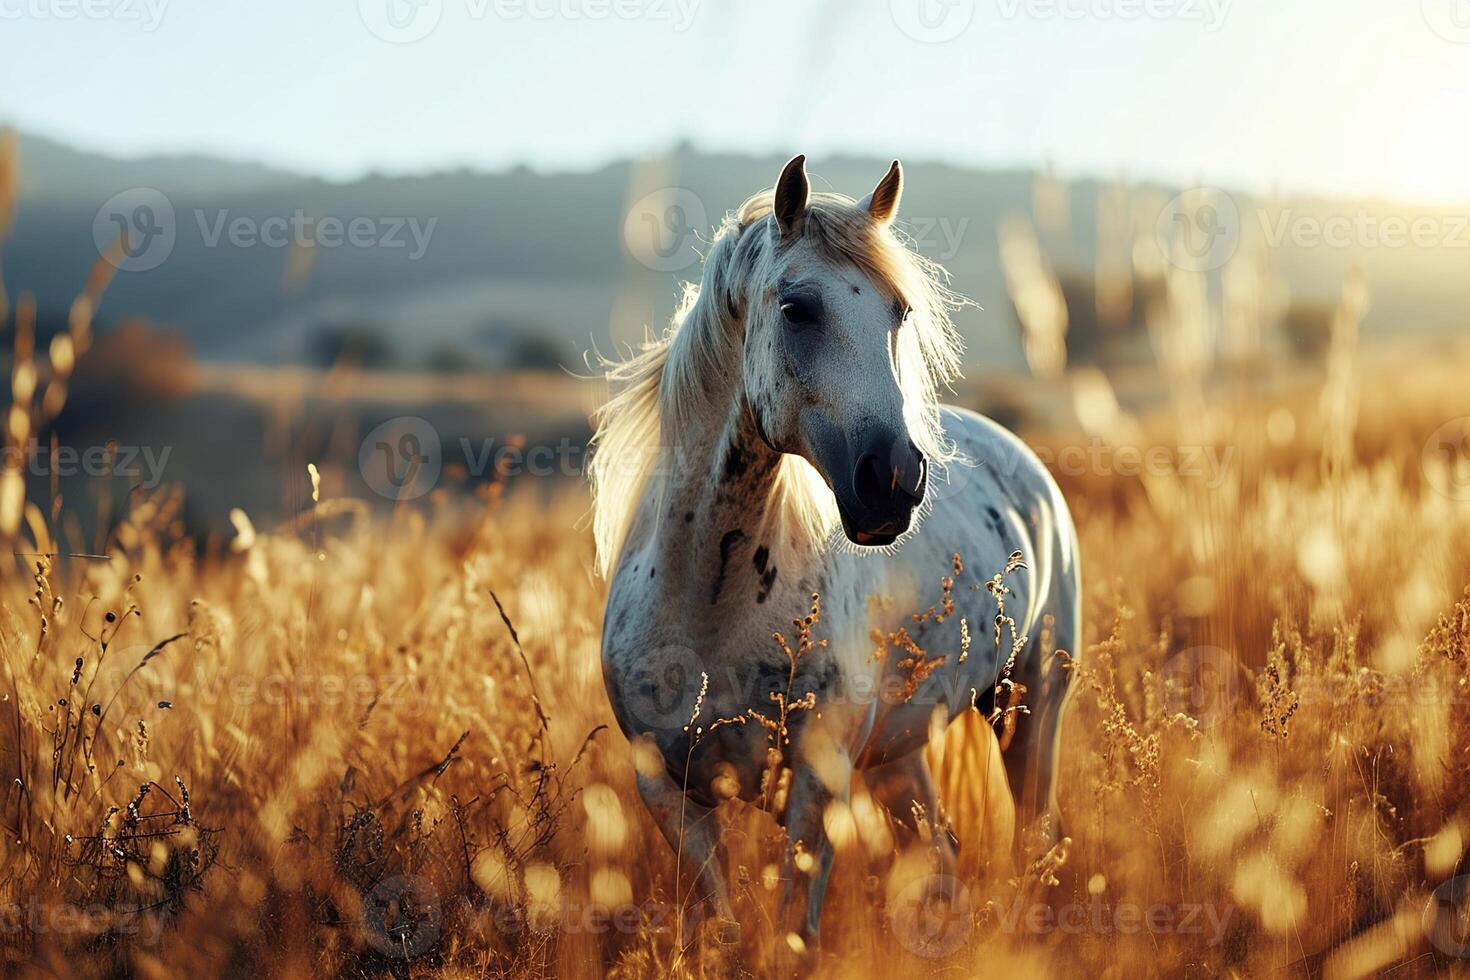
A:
[[843, 439, 927, 547]]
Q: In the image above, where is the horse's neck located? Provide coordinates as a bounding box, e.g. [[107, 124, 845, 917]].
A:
[[641, 395, 817, 618]]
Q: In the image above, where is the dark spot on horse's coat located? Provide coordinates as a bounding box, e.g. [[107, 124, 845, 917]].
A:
[[852, 284, 861, 295], [751, 546, 778, 602], [649, 567, 656, 579], [757, 566, 777, 603], [984, 505, 1007, 536], [684, 511, 694, 523], [723, 445, 748, 481], [711, 529, 746, 604]]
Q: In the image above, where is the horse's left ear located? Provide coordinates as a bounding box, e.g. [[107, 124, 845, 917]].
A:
[[774, 154, 810, 239], [859, 160, 903, 225]]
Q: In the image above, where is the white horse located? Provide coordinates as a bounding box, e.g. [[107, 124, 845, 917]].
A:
[[592, 156, 1080, 949]]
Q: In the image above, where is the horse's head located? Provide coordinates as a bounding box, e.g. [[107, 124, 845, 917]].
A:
[[742, 155, 946, 548], [589, 155, 963, 574]]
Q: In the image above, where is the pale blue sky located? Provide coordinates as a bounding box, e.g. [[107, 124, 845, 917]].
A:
[[4, 0, 1469, 201]]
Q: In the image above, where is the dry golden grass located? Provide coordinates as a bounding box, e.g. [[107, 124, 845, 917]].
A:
[[5, 142, 1470, 977], [0, 351, 1465, 978]]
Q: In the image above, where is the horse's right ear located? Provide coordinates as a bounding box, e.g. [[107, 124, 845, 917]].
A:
[[773, 154, 809, 240]]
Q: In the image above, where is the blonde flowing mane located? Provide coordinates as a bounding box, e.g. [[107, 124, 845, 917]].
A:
[[589, 186, 968, 577]]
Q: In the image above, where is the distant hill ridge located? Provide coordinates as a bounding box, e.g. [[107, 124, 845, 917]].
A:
[[2, 129, 1465, 372]]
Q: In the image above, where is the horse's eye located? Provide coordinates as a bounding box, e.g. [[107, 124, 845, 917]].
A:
[[780, 297, 821, 330]]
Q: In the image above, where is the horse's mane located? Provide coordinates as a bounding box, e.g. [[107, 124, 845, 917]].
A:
[[589, 187, 967, 577]]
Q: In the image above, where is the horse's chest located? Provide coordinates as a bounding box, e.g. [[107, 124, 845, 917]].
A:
[[602, 598, 841, 734], [601, 572, 851, 799]]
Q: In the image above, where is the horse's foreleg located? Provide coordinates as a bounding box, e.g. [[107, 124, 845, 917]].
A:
[[632, 738, 740, 945], [779, 737, 852, 949], [861, 751, 958, 876], [1001, 594, 1079, 854]]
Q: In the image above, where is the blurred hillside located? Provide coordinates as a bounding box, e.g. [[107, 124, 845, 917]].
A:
[[6, 129, 1468, 376], [4, 128, 1469, 537]]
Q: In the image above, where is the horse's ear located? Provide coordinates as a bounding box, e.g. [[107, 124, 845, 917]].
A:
[[859, 160, 903, 225], [774, 154, 809, 239]]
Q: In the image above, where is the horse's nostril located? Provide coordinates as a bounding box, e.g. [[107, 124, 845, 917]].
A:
[[904, 448, 928, 504], [853, 452, 888, 509], [854, 446, 926, 510]]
